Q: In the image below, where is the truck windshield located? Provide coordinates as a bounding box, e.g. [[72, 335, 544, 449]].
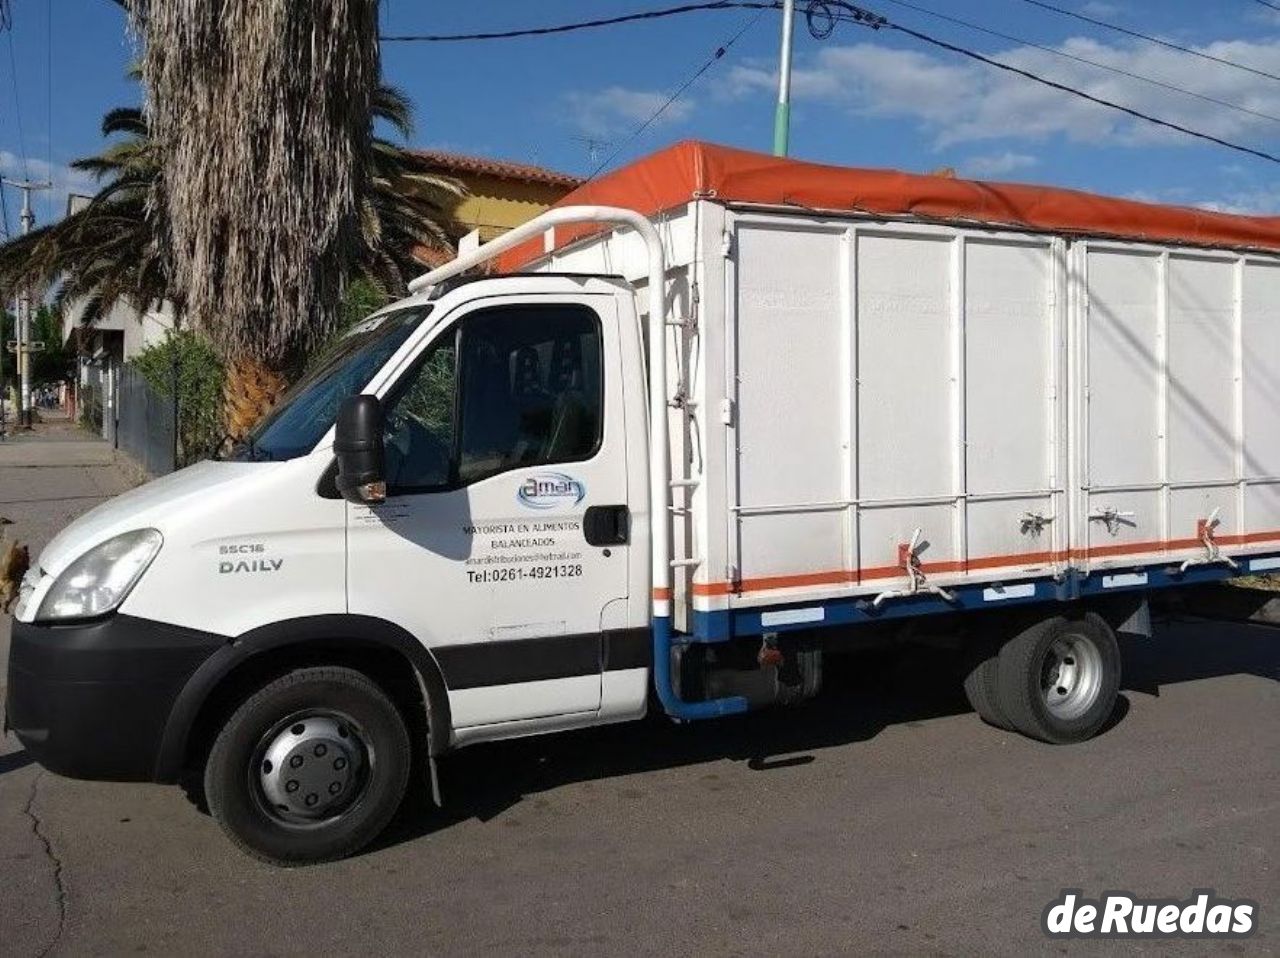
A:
[[231, 306, 431, 462]]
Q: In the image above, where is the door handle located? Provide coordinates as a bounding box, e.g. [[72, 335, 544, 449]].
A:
[[584, 505, 630, 546]]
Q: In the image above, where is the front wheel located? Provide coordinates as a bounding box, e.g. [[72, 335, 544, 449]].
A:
[[995, 613, 1121, 744], [205, 666, 411, 865]]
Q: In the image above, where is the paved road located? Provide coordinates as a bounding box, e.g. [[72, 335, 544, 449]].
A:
[[1, 422, 1276, 956]]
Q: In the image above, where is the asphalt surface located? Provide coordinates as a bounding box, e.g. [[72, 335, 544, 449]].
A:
[[1, 418, 1277, 956]]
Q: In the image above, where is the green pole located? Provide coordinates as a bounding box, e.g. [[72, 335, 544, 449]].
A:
[[773, 101, 791, 157], [773, 0, 795, 156]]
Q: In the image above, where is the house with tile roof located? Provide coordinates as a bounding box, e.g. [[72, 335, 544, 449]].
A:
[[406, 150, 584, 264]]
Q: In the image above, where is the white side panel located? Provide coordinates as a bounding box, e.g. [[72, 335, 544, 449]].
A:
[[718, 215, 1067, 608], [1242, 260, 1280, 538], [1082, 248, 1163, 563], [1166, 255, 1235, 484], [856, 231, 957, 574], [964, 239, 1059, 565], [1085, 249, 1161, 487], [733, 223, 847, 581]]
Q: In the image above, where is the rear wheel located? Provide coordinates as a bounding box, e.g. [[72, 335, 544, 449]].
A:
[[961, 637, 1013, 731], [995, 613, 1120, 744], [205, 666, 411, 866]]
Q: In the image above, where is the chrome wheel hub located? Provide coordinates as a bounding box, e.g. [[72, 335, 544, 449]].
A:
[[1040, 633, 1103, 721], [257, 714, 367, 822]]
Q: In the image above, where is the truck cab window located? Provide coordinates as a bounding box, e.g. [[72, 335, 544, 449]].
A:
[[383, 304, 602, 492]]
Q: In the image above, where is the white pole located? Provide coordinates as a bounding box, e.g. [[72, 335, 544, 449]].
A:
[[2, 178, 51, 428]]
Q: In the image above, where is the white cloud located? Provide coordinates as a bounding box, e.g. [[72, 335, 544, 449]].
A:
[[561, 86, 695, 138], [718, 35, 1280, 154], [1194, 185, 1280, 214], [1125, 182, 1280, 214], [0, 151, 100, 230], [960, 151, 1038, 178]]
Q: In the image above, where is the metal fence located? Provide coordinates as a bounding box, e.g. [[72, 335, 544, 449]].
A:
[[79, 381, 105, 435], [116, 364, 177, 476]]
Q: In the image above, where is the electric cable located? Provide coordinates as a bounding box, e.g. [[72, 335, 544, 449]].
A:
[[824, 4, 1280, 165], [1016, 0, 1280, 85], [879, 0, 1280, 126], [587, 7, 768, 178], [387, 0, 1280, 168]]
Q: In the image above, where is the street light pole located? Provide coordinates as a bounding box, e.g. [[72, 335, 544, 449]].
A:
[[772, 0, 796, 156], [2, 178, 52, 428]]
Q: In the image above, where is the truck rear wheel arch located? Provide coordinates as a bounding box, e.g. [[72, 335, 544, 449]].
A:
[[156, 615, 451, 784]]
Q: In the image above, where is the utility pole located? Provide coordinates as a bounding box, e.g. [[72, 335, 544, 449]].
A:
[[772, 0, 796, 156], [2, 178, 52, 429]]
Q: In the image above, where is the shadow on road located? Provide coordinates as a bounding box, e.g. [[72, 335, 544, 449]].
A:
[[369, 618, 1278, 857]]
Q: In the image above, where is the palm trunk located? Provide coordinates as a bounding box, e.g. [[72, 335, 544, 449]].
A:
[[223, 357, 288, 441]]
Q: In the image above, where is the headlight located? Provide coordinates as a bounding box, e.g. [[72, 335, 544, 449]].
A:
[[36, 529, 163, 622]]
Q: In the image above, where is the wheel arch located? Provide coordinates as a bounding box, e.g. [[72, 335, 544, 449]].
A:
[[155, 615, 452, 783]]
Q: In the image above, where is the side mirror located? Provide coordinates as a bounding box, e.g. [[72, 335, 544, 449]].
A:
[[334, 394, 387, 504]]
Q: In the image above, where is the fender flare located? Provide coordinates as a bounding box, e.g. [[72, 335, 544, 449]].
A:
[[153, 614, 452, 782]]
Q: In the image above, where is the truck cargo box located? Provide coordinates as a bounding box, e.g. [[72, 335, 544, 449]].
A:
[[519, 142, 1280, 637]]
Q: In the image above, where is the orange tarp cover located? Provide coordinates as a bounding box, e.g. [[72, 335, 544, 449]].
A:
[[498, 140, 1280, 271]]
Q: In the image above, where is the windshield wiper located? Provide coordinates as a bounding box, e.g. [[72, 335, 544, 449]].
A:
[[213, 433, 272, 462]]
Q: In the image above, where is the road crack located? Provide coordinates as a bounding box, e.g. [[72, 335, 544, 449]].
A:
[[22, 771, 68, 958]]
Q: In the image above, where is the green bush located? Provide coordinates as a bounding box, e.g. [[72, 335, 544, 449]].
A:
[[132, 329, 225, 466]]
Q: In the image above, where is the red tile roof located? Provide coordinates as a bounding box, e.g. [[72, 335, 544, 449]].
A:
[[410, 150, 584, 189]]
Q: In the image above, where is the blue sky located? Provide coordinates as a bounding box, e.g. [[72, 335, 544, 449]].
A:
[[3, 0, 1280, 236]]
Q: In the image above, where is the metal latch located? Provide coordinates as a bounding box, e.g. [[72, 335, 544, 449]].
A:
[[1179, 507, 1239, 574], [1089, 508, 1136, 536], [872, 528, 957, 608], [1020, 512, 1055, 536]]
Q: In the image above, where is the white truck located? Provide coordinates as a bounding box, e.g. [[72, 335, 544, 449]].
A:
[[8, 142, 1280, 864]]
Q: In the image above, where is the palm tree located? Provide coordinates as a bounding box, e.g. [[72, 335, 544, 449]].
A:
[[0, 73, 460, 437], [129, 0, 456, 437]]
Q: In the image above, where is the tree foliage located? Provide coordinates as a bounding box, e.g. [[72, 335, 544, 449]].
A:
[[0, 69, 458, 369], [131, 329, 225, 466]]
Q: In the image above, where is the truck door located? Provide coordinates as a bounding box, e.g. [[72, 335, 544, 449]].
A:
[[346, 294, 630, 727]]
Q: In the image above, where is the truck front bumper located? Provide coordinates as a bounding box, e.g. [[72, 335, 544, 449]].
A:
[[5, 614, 224, 781]]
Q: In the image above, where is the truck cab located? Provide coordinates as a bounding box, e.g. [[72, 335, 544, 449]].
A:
[[8, 271, 661, 864]]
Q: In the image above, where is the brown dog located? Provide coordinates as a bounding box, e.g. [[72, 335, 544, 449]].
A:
[[0, 540, 31, 613]]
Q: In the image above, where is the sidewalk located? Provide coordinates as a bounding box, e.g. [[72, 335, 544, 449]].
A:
[[0, 409, 140, 561]]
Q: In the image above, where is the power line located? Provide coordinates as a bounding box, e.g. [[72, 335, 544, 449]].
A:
[[387, 0, 1280, 168], [821, 6, 1280, 165], [1017, 0, 1280, 85], [5, 27, 29, 183], [588, 7, 769, 178], [880, 0, 1280, 126], [380, 2, 775, 43], [1251, 0, 1280, 12]]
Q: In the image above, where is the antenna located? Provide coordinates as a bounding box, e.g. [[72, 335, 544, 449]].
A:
[[570, 135, 613, 169]]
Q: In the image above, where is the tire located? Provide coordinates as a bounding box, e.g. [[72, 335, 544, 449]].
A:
[[205, 666, 412, 866], [961, 637, 1013, 731], [995, 613, 1120, 745]]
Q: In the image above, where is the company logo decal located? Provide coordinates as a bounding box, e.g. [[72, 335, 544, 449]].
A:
[[517, 472, 586, 510]]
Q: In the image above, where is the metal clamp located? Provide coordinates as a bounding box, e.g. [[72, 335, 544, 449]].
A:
[[1179, 508, 1239, 574], [1089, 507, 1136, 536], [872, 528, 957, 608], [1020, 512, 1055, 536]]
